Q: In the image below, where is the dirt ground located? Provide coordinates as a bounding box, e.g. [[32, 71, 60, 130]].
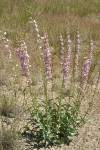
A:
[[17, 84, 100, 150], [25, 101, 100, 150], [0, 80, 100, 150]]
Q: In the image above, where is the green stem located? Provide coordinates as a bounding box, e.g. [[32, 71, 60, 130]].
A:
[[57, 87, 63, 129]]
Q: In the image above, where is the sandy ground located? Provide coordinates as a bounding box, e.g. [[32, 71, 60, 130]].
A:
[[0, 79, 100, 150], [17, 84, 100, 150], [21, 96, 100, 150]]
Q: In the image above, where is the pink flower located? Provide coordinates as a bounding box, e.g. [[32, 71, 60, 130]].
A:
[[81, 39, 94, 93], [43, 34, 51, 79], [16, 40, 31, 78], [81, 57, 91, 94], [60, 33, 64, 65], [74, 31, 80, 76], [16, 47, 28, 76], [62, 33, 71, 87]]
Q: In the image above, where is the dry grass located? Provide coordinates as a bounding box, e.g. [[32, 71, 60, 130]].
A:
[[0, 125, 17, 150]]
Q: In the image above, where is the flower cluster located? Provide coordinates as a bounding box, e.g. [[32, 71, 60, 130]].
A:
[[30, 18, 44, 56], [82, 57, 91, 93], [16, 41, 30, 77], [33, 19, 40, 39], [2, 32, 12, 59], [62, 33, 71, 87], [60, 33, 65, 66], [43, 34, 51, 79], [30, 17, 40, 39], [74, 31, 80, 76], [81, 39, 94, 92]]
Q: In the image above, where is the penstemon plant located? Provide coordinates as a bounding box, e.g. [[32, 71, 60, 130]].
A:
[[23, 23, 99, 148]]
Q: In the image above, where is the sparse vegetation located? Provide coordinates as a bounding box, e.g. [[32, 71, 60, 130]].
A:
[[0, 0, 100, 149], [0, 124, 18, 150]]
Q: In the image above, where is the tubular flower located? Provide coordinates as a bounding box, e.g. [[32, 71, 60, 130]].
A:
[[30, 18, 43, 55], [60, 33, 65, 66], [30, 18, 40, 39], [74, 31, 80, 76], [43, 34, 51, 79], [33, 20, 40, 39], [2, 32, 12, 59], [82, 57, 91, 93], [16, 41, 30, 77], [16, 47, 28, 76], [81, 39, 94, 92], [62, 33, 71, 87]]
